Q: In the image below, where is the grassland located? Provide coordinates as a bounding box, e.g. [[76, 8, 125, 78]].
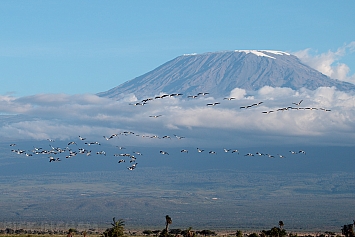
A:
[[0, 168, 354, 232], [1, 142, 354, 233]]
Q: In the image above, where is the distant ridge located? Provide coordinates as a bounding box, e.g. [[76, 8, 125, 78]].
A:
[[98, 50, 355, 100]]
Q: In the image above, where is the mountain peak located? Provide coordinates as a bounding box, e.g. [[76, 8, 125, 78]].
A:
[[182, 50, 290, 59], [98, 50, 355, 100], [234, 50, 290, 59]]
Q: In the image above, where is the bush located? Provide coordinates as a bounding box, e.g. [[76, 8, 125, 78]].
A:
[[143, 230, 153, 236], [102, 217, 125, 237]]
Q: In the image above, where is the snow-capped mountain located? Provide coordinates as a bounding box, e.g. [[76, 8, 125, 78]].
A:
[[98, 50, 355, 100]]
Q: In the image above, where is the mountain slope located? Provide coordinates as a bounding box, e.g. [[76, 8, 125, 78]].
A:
[[98, 50, 355, 100]]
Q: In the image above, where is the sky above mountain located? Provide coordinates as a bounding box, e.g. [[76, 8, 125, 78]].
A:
[[0, 1, 355, 97]]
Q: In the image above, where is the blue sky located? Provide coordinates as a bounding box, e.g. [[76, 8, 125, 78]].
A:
[[1, 1, 355, 97]]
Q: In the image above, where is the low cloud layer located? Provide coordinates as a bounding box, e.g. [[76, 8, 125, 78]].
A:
[[1, 86, 355, 148], [295, 42, 355, 84]]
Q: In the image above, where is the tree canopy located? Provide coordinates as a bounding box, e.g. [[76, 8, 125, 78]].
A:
[[103, 217, 125, 237]]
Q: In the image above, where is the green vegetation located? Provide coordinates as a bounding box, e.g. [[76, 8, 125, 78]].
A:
[[341, 223, 355, 237], [68, 228, 78, 235], [0, 218, 352, 237], [196, 230, 216, 236], [261, 227, 287, 237], [142, 230, 153, 236], [102, 218, 125, 237], [236, 230, 243, 237], [248, 233, 259, 237], [181, 227, 195, 237]]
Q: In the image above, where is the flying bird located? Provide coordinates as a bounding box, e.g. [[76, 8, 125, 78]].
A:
[[170, 93, 183, 97], [49, 156, 60, 162], [103, 136, 111, 141], [262, 110, 274, 114], [127, 163, 138, 170], [252, 102, 264, 106], [197, 148, 204, 153], [96, 151, 106, 156], [160, 150, 169, 155], [129, 102, 145, 106], [197, 92, 209, 96], [174, 134, 185, 139], [206, 102, 220, 106], [292, 100, 303, 106]]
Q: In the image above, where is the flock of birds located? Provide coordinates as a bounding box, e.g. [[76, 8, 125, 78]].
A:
[[9, 134, 307, 171], [9, 132, 188, 171], [129, 93, 331, 118], [8, 92, 326, 171], [261, 100, 331, 114]]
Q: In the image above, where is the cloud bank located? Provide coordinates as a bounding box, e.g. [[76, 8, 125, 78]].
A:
[[295, 42, 355, 84], [1, 86, 355, 148]]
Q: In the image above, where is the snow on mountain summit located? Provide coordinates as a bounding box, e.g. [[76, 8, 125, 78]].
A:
[[234, 50, 290, 59]]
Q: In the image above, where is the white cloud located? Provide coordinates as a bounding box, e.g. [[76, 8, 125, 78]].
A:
[[294, 42, 355, 84], [257, 86, 297, 100], [1, 88, 355, 148], [229, 88, 246, 99]]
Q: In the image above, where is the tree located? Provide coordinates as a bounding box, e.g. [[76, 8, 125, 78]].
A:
[[278, 221, 284, 230], [152, 230, 161, 237], [169, 229, 182, 235], [165, 215, 172, 233], [182, 227, 195, 237], [143, 230, 154, 236], [159, 229, 173, 237], [342, 224, 355, 237], [158, 216, 173, 237], [68, 228, 78, 235], [103, 217, 125, 237], [248, 233, 259, 237], [197, 230, 216, 236], [262, 227, 287, 237], [236, 230, 243, 237]]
